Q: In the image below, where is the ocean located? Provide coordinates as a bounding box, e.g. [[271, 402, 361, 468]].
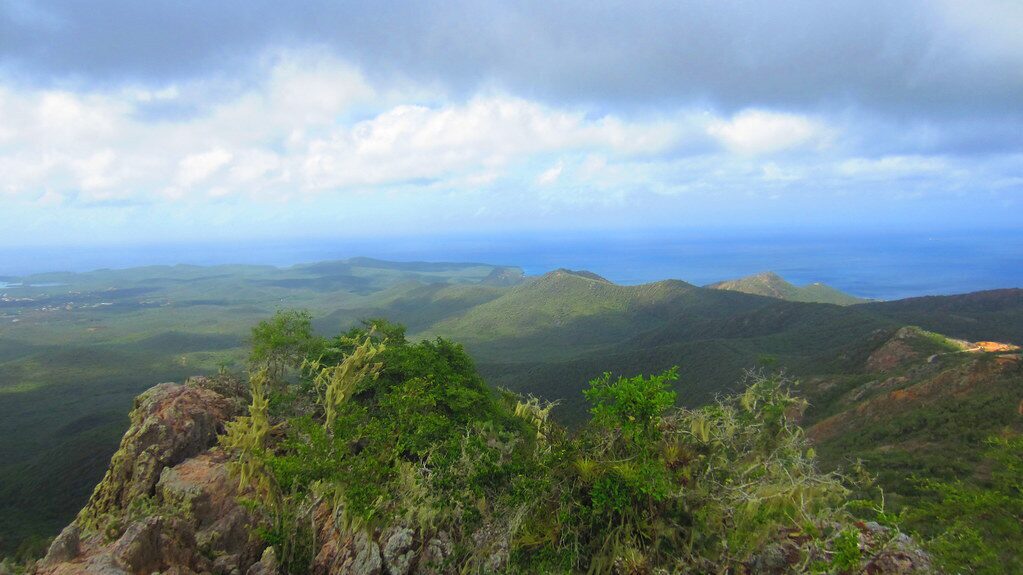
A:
[[1, 228, 1021, 301]]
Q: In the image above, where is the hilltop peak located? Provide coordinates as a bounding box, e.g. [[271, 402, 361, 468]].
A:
[[706, 272, 868, 306], [749, 270, 786, 281], [545, 268, 612, 283]]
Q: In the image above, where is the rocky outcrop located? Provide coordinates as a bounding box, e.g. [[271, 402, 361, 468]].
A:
[[311, 503, 459, 575], [77, 381, 240, 527], [36, 379, 259, 575], [858, 521, 933, 574]]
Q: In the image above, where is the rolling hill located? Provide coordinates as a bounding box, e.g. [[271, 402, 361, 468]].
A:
[[423, 269, 898, 420], [863, 288, 1023, 345], [799, 326, 1023, 519], [707, 271, 870, 305]]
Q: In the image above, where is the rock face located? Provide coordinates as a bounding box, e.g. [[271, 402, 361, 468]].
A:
[[311, 503, 458, 575], [77, 381, 240, 527], [35, 380, 258, 575]]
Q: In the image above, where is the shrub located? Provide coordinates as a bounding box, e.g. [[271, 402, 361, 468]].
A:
[[224, 315, 922, 574]]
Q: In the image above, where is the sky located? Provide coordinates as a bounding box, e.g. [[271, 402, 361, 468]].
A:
[[0, 0, 1021, 247]]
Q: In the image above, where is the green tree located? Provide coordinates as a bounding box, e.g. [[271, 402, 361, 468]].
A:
[[249, 309, 322, 385]]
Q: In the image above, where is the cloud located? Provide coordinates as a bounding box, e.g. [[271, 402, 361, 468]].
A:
[[536, 162, 563, 186], [838, 155, 947, 177], [707, 110, 833, 155], [2, 1, 1021, 124], [0, 53, 690, 204], [0, 3, 1021, 243], [176, 149, 233, 186]]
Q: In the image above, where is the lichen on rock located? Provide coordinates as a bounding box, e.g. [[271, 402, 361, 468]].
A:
[[76, 382, 240, 533]]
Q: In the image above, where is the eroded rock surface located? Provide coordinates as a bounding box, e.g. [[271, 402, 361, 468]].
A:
[[35, 381, 257, 575], [78, 382, 240, 526]]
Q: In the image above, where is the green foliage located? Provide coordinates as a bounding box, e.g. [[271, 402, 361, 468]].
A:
[[249, 310, 323, 385], [220, 315, 926, 574], [227, 319, 542, 570], [220, 369, 276, 494], [511, 371, 864, 574], [909, 434, 1023, 573], [584, 367, 677, 443], [826, 527, 863, 572], [303, 332, 385, 431]]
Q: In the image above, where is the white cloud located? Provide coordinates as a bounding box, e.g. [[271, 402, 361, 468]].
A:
[[177, 149, 234, 187], [707, 109, 833, 155], [296, 96, 684, 191], [761, 162, 801, 182], [0, 53, 689, 204], [536, 161, 564, 185], [838, 155, 947, 177], [0, 45, 1013, 244]]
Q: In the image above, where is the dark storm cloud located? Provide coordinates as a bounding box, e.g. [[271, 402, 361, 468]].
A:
[[2, 0, 1021, 121]]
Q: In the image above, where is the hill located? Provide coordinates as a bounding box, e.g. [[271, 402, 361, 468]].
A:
[[425, 270, 897, 420], [863, 288, 1023, 345], [424, 270, 703, 361], [797, 326, 1023, 531], [2, 258, 1021, 564], [707, 271, 870, 305]]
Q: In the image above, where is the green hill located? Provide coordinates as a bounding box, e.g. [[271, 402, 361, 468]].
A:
[[863, 288, 1023, 344], [422, 269, 896, 421], [707, 271, 870, 305], [423, 270, 703, 361], [0, 258, 520, 556], [797, 326, 1023, 534]]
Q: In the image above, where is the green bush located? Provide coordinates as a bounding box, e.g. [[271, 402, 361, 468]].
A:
[[910, 435, 1023, 574], [224, 315, 923, 574]]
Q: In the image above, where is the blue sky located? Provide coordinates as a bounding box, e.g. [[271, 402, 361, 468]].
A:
[[0, 0, 1020, 247]]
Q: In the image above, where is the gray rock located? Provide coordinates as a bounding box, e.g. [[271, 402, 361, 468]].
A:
[[80, 554, 131, 575], [416, 532, 452, 575], [246, 547, 278, 575], [382, 527, 415, 575], [40, 524, 81, 566], [352, 531, 382, 575], [212, 553, 242, 574], [110, 517, 165, 573]]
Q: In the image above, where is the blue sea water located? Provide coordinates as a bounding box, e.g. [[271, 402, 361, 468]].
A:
[[1, 229, 1020, 301]]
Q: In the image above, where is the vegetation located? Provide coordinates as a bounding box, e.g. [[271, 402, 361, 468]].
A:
[[0, 259, 516, 555], [2, 260, 1020, 562], [707, 271, 870, 306], [222, 318, 919, 574], [909, 435, 1023, 574], [249, 310, 322, 385]]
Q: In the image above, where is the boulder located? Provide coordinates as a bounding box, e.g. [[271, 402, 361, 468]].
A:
[[39, 524, 81, 566], [246, 547, 278, 575], [382, 527, 416, 575]]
